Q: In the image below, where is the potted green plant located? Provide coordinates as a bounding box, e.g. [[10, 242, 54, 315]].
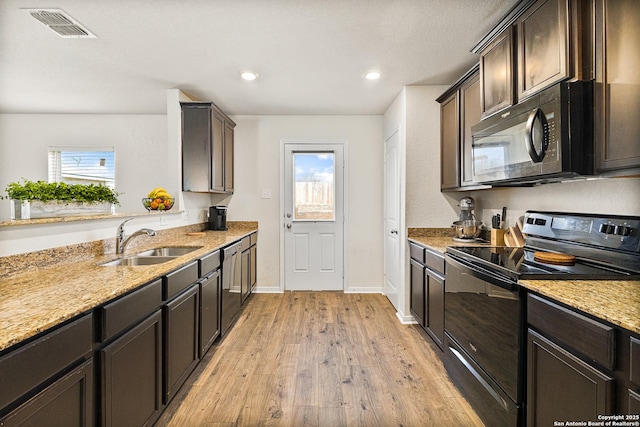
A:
[[3, 179, 120, 220]]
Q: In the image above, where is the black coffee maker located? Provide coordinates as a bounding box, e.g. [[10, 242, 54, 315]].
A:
[[208, 206, 227, 231]]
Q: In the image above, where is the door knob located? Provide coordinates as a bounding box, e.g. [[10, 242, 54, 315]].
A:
[[390, 229, 398, 234], [286, 213, 292, 218], [286, 223, 292, 229]]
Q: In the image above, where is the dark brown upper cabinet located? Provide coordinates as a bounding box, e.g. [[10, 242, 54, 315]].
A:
[[593, 0, 640, 174], [479, 27, 515, 118], [475, 0, 580, 119], [517, 0, 570, 100], [181, 102, 235, 194], [437, 65, 489, 191]]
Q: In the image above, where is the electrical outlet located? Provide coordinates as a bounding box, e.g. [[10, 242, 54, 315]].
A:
[[261, 189, 272, 199], [181, 211, 188, 221], [160, 215, 169, 226]]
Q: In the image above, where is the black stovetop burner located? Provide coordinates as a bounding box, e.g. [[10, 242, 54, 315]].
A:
[[446, 211, 640, 281], [447, 246, 638, 281]]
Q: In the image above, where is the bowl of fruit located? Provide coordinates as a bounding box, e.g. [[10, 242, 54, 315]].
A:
[[143, 187, 174, 211]]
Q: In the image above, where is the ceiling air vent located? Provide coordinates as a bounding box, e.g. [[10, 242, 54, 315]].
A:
[[26, 9, 96, 38]]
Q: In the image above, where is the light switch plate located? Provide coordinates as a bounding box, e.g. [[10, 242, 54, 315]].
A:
[[261, 189, 272, 199]]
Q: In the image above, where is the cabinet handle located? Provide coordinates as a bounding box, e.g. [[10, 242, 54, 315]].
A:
[[390, 229, 398, 235]]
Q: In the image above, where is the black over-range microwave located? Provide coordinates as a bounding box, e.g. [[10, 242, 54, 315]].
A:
[[471, 81, 593, 186]]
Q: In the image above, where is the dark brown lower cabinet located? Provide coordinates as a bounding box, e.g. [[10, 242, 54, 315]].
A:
[[241, 248, 251, 304], [250, 244, 257, 292], [0, 359, 93, 427], [527, 329, 614, 426], [164, 284, 200, 403], [100, 310, 163, 427], [199, 270, 221, 358], [409, 259, 425, 327], [425, 270, 444, 348]]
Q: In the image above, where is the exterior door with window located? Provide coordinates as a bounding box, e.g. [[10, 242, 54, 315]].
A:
[[283, 143, 344, 291]]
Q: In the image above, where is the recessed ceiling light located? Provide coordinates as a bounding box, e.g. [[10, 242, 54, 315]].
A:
[[240, 71, 258, 81], [364, 70, 382, 80]]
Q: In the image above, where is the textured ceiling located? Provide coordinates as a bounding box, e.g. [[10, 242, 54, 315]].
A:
[[0, 0, 518, 115]]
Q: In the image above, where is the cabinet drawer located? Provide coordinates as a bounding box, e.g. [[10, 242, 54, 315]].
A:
[[631, 336, 640, 385], [425, 248, 445, 275], [0, 313, 93, 411], [250, 232, 258, 246], [199, 250, 220, 277], [99, 279, 162, 342], [409, 242, 425, 264], [528, 294, 616, 370], [164, 261, 199, 300]]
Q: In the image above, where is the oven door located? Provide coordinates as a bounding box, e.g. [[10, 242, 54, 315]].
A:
[[444, 253, 523, 403]]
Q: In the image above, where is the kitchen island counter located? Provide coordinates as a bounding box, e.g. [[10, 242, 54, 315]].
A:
[[0, 222, 258, 352]]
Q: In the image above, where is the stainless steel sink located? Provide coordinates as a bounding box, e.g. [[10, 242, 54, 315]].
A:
[[134, 246, 203, 257], [99, 256, 177, 267]]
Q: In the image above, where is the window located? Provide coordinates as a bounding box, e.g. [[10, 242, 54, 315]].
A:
[[48, 147, 115, 188], [293, 152, 335, 221]]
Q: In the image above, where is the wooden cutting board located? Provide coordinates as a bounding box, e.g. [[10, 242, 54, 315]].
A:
[[533, 251, 576, 266]]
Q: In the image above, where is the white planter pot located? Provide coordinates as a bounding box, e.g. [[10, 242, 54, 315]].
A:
[[11, 200, 114, 219]]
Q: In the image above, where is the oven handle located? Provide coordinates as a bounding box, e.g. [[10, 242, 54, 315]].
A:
[[445, 253, 518, 292]]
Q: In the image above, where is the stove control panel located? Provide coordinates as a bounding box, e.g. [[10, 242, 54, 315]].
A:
[[523, 211, 640, 253]]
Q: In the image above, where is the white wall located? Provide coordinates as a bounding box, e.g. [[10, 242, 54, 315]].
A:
[[467, 178, 640, 228], [0, 105, 207, 256], [227, 115, 384, 291], [0, 114, 169, 215], [383, 85, 450, 320]]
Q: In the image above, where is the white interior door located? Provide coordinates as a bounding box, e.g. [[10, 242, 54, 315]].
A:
[[283, 143, 344, 291], [384, 130, 401, 310]]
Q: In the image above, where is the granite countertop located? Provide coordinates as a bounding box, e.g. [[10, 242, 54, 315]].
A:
[[0, 222, 258, 353], [408, 229, 640, 335]]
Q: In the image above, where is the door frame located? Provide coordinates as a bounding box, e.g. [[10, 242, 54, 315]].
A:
[[279, 139, 349, 292]]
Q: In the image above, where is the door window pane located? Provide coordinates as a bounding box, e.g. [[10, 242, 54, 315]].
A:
[[293, 152, 334, 221]]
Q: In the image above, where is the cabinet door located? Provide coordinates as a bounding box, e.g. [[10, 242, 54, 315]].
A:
[[101, 310, 163, 427], [460, 72, 481, 187], [211, 111, 225, 192], [409, 259, 425, 327], [199, 270, 220, 358], [594, 0, 640, 172], [440, 92, 459, 190], [480, 26, 514, 118], [425, 271, 444, 349], [517, 0, 570, 100], [241, 249, 251, 304], [182, 105, 212, 192], [250, 244, 257, 291], [0, 359, 93, 427], [164, 284, 200, 404], [224, 121, 234, 193], [527, 329, 614, 426]]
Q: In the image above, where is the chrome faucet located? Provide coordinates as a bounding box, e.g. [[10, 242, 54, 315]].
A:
[[115, 218, 157, 254]]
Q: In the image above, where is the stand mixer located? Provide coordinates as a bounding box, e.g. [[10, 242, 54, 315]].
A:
[[452, 197, 482, 241]]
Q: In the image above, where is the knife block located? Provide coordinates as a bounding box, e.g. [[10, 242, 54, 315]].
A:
[[491, 229, 505, 246]]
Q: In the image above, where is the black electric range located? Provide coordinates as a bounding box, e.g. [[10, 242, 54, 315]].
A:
[[442, 211, 640, 427], [447, 211, 640, 282]]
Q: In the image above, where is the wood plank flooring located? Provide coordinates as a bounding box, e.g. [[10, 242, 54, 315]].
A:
[[155, 292, 484, 427]]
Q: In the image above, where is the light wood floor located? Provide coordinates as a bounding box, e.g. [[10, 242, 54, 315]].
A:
[[155, 292, 484, 427]]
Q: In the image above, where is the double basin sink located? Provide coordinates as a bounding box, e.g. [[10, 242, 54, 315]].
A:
[[99, 246, 202, 266]]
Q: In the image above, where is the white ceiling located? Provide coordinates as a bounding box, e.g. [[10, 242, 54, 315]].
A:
[[0, 0, 518, 115]]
